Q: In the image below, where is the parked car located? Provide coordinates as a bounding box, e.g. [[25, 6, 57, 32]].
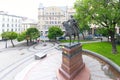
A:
[[58, 36, 66, 40]]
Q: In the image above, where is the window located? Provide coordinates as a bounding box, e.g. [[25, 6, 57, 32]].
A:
[[12, 24, 13, 27], [45, 31, 48, 34], [52, 12, 54, 15], [2, 24, 4, 27], [11, 29, 13, 31], [58, 21, 61, 24], [2, 29, 4, 32], [51, 21, 54, 24], [55, 21, 57, 24], [7, 24, 9, 27]]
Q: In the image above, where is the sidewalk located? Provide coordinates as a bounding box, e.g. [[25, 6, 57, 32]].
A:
[[0, 42, 54, 80], [0, 40, 26, 49]]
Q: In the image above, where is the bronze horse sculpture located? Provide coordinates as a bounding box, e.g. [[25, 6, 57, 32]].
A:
[[62, 17, 80, 45]]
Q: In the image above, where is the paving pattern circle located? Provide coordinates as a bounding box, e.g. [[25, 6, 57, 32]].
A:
[[15, 47, 117, 80]]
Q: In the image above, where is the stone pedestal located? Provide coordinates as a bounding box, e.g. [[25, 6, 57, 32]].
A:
[[57, 43, 90, 80]]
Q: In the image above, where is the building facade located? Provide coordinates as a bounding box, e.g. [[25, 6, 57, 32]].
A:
[[0, 11, 25, 35], [38, 4, 75, 36], [90, 24, 120, 35], [38, 5, 120, 37], [21, 19, 37, 32]]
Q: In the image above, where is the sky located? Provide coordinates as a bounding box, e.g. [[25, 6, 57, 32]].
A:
[[0, 0, 75, 21]]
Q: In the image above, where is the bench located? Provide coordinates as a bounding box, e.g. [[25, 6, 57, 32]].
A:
[[34, 53, 47, 60]]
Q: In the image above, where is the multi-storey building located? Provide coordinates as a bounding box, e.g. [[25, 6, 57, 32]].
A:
[[38, 4, 120, 37], [21, 19, 37, 32], [0, 11, 25, 35], [38, 4, 75, 36]]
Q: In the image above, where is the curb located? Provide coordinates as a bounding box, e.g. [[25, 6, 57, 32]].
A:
[[82, 49, 120, 74]]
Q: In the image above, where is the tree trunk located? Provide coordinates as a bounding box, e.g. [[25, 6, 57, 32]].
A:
[[82, 32, 85, 40], [11, 39, 15, 47], [27, 39, 29, 46], [107, 36, 109, 42], [110, 33, 117, 54], [5, 40, 7, 48]]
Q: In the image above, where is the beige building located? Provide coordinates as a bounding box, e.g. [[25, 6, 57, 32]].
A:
[[38, 4, 75, 36], [38, 4, 120, 37]]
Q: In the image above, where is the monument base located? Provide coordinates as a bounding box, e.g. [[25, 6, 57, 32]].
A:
[[57, 43, 90, 80], [57, 65, 90, 80]]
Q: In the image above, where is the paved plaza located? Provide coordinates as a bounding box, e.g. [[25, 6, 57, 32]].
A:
[[15, 43, 117, 80], [0, 40, 119, 80]]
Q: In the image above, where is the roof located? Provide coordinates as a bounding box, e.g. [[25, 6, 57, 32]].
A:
[[22, 19, 37, 24], [0, 11, 25, 18]]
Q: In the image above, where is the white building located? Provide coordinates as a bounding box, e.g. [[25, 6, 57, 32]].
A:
[[0, 11, 24, 35], [38, 4, 75, 36], [21, 19, 37, 32]]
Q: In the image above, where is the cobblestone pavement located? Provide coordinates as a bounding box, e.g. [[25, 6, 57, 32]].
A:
[[0, 41, 54, 80], [0, 40, 119, 80], [15, 47, 117, 80]]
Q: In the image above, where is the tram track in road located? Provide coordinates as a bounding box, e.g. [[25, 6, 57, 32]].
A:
[[0, 43, 55, 80]]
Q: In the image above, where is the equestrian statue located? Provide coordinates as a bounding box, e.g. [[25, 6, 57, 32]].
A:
[[62, 15, 80, 45]]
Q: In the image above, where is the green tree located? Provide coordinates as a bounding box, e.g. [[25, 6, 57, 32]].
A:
[[25, 27, 40, 45], [17, 27, 40, 46], [74, 12, 90, 40], [48, 26, 63, 40], [1, 32, 18, 47], [26, 27, 40, 42], [74, 0, 120, 53], [17, 31, 30, 46], [1, 32, 9, 40], [8, 32, 18, 47], [1, 32, 9, 48], [17, 31, 26, 42], [96, 27, 110, 41]]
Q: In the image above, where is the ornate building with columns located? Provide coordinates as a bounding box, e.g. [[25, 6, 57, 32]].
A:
[[38, 4, 75, 36], [38, 4, 120, 37]]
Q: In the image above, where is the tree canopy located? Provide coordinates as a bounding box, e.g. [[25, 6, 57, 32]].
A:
[[17, 27, 40, 46], [17, 31, 26, 42], [48, 26, 63, 40], [1, 31, 18, 47], [74, 0, 120, 53], [26, 27, 40, 41]]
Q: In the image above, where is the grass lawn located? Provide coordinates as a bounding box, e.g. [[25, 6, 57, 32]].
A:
[[82, 42, 120, 66]]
